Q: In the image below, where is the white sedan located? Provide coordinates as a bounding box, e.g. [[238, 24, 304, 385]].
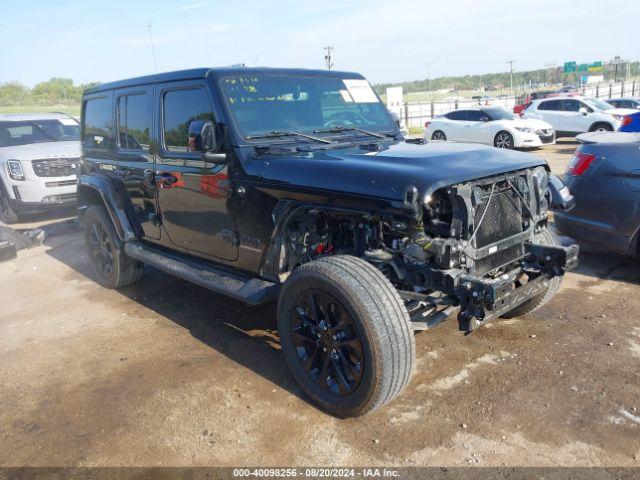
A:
[[424, 107, 555, 149]]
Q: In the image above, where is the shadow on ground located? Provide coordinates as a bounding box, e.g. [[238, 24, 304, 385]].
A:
[[44, 234, 308, 407]]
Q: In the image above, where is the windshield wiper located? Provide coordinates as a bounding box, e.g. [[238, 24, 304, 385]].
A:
[[313, 125, 388, 139], [246, 131, 332, 144]]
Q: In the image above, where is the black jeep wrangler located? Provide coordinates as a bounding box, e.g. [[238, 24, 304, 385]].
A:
[[78, 68, 578, 417]]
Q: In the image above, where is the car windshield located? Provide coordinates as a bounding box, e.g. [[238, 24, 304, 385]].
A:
[[220, 74, 397, 140], [0, 118, 80, 147], [584, 97, 616, 111], [484, 108, 516, 120]]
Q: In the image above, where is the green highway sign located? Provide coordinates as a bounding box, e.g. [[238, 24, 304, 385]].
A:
[[563, 61, 576, 73]]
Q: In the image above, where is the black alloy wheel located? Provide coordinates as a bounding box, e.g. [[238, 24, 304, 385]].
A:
[[87, 221, 114, 279], [291, 290, 364, 396]]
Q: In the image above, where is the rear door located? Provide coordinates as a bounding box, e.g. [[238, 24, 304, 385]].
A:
[[154, 81, 237, 261], [536, 99, 564, 131], [113, 87, 160, 239]]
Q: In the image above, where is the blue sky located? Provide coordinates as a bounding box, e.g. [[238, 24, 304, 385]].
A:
[[1, 0, 637, 86]]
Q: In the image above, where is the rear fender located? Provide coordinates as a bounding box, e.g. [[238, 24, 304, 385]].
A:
[[77, 174, 141, 241]]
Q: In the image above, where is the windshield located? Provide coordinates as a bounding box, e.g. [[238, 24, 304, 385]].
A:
[[484, 108, 516, 121], [220, 75, 396, 140], [0, 118, 80, 147], [584, 97, 616, 111]]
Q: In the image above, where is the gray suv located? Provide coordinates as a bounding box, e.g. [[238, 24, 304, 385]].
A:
[[0, 113, 81, 223]]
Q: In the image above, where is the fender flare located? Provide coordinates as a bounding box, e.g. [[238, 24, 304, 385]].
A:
[[77, 174, 141, 241]]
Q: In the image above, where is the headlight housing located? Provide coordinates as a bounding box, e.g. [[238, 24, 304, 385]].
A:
[[533, 166, 548, 195], [7, 160, 25, 181], [515, 127, 535, 133]]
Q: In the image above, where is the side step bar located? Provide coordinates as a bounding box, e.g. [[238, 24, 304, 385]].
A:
[[124, 241, 280, 305]]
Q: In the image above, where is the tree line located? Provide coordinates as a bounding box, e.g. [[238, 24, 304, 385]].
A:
[[0, 78, 99, 107], [374, 61, 640, 95]]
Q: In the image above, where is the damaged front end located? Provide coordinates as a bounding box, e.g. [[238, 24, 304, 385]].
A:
[[393, 166, 579, 332], [271, 167, 578, 333]]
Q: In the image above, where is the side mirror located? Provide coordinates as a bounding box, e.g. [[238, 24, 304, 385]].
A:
[[479, 116, 490, 122], [188, 120, 227, 164], [578, 107, 588, 116]]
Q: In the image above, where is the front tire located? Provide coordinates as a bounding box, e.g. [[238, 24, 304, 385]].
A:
[[0, 182, 19, 224], [589, 123, 613, 132], [277, 255, 415, 417], [83, 205, 143, 288], [494, 130, 514, 149], [501, 228, 562, 318]]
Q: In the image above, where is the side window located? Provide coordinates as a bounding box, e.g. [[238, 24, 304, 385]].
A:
[[446, 110, 467, 121], [117, 93, 151, 151], [83, 96, 113, 149], [539, 100, 561, 111], [563, 100, 581, 112], [467, 110, 487, 122], [163, 88, 215, 153]]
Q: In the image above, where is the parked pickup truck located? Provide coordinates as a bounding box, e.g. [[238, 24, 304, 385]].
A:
[[78, 67, 578, 417]]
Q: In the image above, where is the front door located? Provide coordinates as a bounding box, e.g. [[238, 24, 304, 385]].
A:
[[154, 82, 238, 262]]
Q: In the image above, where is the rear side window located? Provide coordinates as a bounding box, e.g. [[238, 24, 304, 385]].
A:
[[163, 88, 215, 152], [83, 96, 113, 149], [445, 110, 467, 121], [117, 93, 151, 151], [539, 100, 561, 111]]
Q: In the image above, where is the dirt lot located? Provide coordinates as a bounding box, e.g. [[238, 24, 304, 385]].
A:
[[1, 142, 639, 467]]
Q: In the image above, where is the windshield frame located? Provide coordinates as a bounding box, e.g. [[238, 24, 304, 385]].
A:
[[584, 97, 616, 111], [216, 73, 398, 145], [483, 107, 516, 121]]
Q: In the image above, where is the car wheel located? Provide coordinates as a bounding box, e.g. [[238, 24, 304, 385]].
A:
[[501, 228, 562, 318], [0, 182, 19, 224], [83, 205, 143, 288], [494, 131, 514, 149], [431, 130, 446, 141], [277, 255, 415, 417], [589, 123, 613, 132]]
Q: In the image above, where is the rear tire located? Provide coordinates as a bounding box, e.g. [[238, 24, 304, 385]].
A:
[[431, 130, 446, 141], [589, 123, 613, 132], [0, 182, 19, 224], [501, 228, 562, 318], [83, 205, 143, 288], [277, 255, 415, 417]]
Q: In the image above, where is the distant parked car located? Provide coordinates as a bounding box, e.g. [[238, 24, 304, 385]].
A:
[[513, 90, 577, 115], [606, 97, 640, 110], [522, 96, 637, 137], [0, 113, 80, 223], [619, 111, 640, 132], [555, 132, 640, 255], [424, 107, 555, 149]]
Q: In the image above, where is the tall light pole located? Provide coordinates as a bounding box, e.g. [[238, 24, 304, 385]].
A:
[[324, 46, 334, 70], [506, 59, 516, 97], [421, 57, 439, 99]]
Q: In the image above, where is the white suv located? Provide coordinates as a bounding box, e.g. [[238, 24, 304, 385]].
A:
[[522, 96, 636, 136], [0, 113, 80, 223]]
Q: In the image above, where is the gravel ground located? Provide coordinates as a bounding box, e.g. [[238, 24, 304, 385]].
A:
[[1, 141, 639, 467]]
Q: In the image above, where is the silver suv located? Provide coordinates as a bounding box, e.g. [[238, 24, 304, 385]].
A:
[[0, 113, 80, 223]]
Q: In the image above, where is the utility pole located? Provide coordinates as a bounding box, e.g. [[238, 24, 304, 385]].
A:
[[421, 57, 439, 100], [146, 21, 158, 74], [506, 60, 516, 97], [324, 46, 334, 70]]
